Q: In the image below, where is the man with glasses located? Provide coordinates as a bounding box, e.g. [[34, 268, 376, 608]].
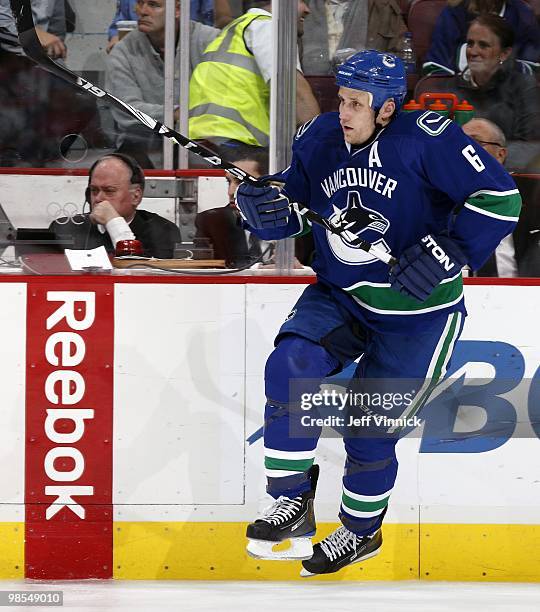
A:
[[462, 117, 507, 164], [462, 117, 519, 277]]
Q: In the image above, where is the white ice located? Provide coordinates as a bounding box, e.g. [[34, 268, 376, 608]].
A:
[[1, 580, 540, 612]]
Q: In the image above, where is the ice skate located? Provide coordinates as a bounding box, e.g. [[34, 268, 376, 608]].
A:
[[246, 465, 319, 560], [300, 525, 382, 576]]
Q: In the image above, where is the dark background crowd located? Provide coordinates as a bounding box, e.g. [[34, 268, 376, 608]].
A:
[[0, 0, 539, 275]]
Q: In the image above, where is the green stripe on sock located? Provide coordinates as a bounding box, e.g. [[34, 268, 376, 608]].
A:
[[341, 493, 389, 513], [264, 457, 314, 472]]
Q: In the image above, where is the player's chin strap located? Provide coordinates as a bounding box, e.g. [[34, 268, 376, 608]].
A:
[[9, 0, 397, 268]]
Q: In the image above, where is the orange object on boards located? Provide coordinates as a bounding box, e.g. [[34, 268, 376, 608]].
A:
[[454, 99, 474, 112], [418, 91, 459, 111], [402, 99, 423, 111]]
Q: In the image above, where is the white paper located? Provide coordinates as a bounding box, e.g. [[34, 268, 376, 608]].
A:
[[64, 246, 113, 271]]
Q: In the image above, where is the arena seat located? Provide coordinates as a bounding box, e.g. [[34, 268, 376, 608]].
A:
[[407, 0, 447, 69], [399, 0, 411, 21], [413, 73, 454, 101], [305, 76, 340, 114]]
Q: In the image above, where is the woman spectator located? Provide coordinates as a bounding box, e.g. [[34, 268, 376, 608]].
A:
[[423, 0, 540, 75], [420, 15, 540, 143]]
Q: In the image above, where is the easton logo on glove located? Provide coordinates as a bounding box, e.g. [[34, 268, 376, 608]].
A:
[[420, 235, 456, 272], [389, 233, 467, 302]]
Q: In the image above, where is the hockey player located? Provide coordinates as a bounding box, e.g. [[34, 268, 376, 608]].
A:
[[236, 50, 521, 576]]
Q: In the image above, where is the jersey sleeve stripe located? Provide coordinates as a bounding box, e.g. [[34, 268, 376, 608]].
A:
[[464, 190, 522, 220], [463, 202, 520, 222], [468, 188, 520, 198]]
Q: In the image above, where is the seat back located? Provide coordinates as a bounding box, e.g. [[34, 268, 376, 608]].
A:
[[305, 76, 340, 114], [413, 73, 455, 101], [407, 0, 447, 68]]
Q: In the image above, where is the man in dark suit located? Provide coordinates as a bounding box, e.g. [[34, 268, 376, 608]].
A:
[[195, 144, 269, 267], [49, 153, 181, 259]]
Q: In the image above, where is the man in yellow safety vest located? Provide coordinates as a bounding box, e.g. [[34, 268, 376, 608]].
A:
[[188, 0, 320, 148]]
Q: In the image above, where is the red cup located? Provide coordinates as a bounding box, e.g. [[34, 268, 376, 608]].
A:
[[115, 239, 143, 257]]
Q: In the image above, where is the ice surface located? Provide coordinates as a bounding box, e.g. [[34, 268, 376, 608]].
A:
[[1, 580, 539, 612]]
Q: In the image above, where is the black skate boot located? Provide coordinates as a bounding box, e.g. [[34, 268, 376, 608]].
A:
[[246, 465, 319, 560], [300, 525, 382, 576]]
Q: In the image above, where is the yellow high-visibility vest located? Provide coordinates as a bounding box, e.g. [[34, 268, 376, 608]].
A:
[[189, 12, 271, 147]]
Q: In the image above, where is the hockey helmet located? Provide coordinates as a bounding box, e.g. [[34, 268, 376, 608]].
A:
[[335, 50, 407, 111]]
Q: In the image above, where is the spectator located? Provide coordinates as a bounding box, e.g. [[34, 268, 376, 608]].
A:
[[188, 0, 320, 148], [418, 15, 540, 144], [515, 178, 540, 276], [107, 0, 138, 54], [49, 153, 181, 258], [0, 0, 97, 166], [462, 118, 518, 276], [0, 0, 66, 59], [302, 0, 407, 75], [195, 143, 269, 266], [424, 0, 540, 75], [106, 0, 219, 167], [107, 0, 234, 53]]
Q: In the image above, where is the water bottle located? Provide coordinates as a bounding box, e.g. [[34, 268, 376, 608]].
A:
[[401, 99, 423, 113], [453, 100, 475, 125], [398, 32, 417, 75], [428, 99, 450, 118]]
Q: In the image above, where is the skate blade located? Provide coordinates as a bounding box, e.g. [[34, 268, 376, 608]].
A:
[[247, 537, 314, 561], [299, 548, 380, 577]]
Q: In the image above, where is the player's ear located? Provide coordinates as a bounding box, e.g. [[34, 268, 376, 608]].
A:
[[377, 99, 396, 125]]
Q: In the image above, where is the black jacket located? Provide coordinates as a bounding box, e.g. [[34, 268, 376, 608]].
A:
[[49, 209, 181, 258], [421, 62, 540, 141]]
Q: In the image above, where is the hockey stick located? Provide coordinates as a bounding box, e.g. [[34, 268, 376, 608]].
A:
[[9, 0, 397, 267]]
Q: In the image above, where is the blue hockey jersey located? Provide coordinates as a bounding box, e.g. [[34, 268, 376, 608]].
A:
[[248, 111, 521, 333]]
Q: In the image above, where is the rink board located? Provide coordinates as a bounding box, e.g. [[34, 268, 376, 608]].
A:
[[0, 277, 539, 581]]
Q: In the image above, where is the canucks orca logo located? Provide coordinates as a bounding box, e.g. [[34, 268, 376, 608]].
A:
[[327, 191, 391, 265], [382, 55, 396, 68]]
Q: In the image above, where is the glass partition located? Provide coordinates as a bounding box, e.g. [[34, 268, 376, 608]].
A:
[[1, 1, 537, 277]]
